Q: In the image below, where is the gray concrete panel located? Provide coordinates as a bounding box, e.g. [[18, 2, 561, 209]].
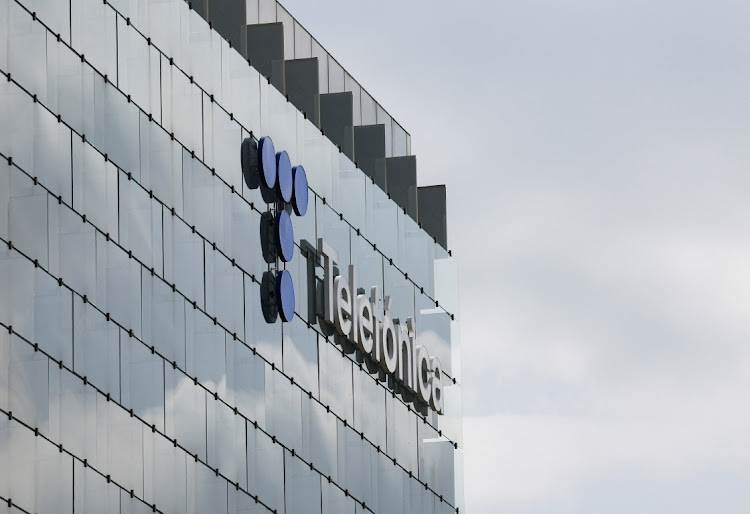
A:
[[385, 156, 418, 221], [353, 124, 386, 189], [190, 0, 208, 19], [320, 92, 354, 160], [247, 23, 284, 80], [285, 58, 320, 126], [418, 185, 448, 249], [208, 0, 246, 57]]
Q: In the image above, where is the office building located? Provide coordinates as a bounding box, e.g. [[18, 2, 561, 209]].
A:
[[0, 0, 463, 512]]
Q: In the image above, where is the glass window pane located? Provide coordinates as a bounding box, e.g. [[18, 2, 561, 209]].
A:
[[5, 421, 73, 513], [312, 40, 328, 94], [301, 398, 337, 482], [284, 449, 321, 514], [205, 247, 245, 341], [165, 365, 206, 461], [383, 257, 415, 327], [183, 10, 223, 100], [376, 105, 393, 158], [48, 199, 96, 299], [118, 19, 161, 122], [0, 247, 73, 366], [120, 327, 165, 431], [365, 180, 397, 259], [7, 1, 48, 102], [416, 294, 452, 379], [246, 0, 259, 24], [276, 6, 294, 61], [7, 334, 49, 432], [45, 30, 95, 137], [345, 75, 361, 127], [293, 22, 311, 59], [0, 162, 8, 241], [225, 336, 265, 428], [72, 0, 117, 81], [73, 296, 119, 399], [25, 0, 71, 42], [142, 430, 192, 512], [418, 421, 456, 507], [322, 479, 355, 514], [206, 397, 247, 487], [161, 55, 203, 157], [336, 423, 373, 505], [300, 117, 333, 202], [328, 56, 344, 93], [319, 338, 353, 424], [4, 159, 49, 270], [376, 444, 404, 514], [265, 365, 302, 451], [317, 199, 350, 269], [258, 0, 276, 23], [433, 245, 459, 318], [95, 232, 142, 339], [247, 423, 284, 512], [100, 396, 144, 495], [282, 315, 318, 396], [360, 90, 376, 126], [350, 230, 383, 298], [385, 393, 418, 476], [202, 94, 242, 192], [32, 98, 73, 205], [186, 459, 228, 514], [49, 365, 97, 465], [398, 209, 432, 295], [333, 154, 366, 233], [393, 121, 408, 158], [259, 77, 299, 164], [119, 171, 163, 275], [222, 44, 261, 136], [120, 488, 156, 514], [352, 366, 386, 450], [73, 458, 121, 513], [139, 113, 183, 215], [141, 270, 186, 369], [72, 137, 119, 238], [163, 214, 205, 310], [185, 306, 226, 397], [438, 379, 463, 449], [182, 147, 232, 250]]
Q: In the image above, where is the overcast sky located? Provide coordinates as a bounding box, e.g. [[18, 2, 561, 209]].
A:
[[279, 1, 750, 512]]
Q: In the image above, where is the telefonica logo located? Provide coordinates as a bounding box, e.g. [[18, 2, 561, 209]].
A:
[[242, 136, 443, 414], [242, 135, 308, 323]]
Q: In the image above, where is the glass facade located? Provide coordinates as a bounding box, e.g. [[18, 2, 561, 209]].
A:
[[0, 0, 463, 512]]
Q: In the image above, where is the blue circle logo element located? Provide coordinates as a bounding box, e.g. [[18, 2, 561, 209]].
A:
[[292, 165, 308, 216], [276, 151, 293, 202], [258, 136, 276, 189], [276, 270, 295, 322], [275, 210, 294, 262]]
